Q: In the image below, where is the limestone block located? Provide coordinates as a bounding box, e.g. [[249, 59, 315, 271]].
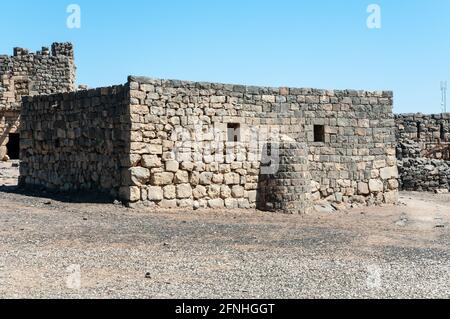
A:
[[147, 186, 164, 201], [163, 185, 176, 199], [231, 185, 245, 198], [166, 160, 179, 172], [369, 179, 384, 193], [176, 184, 192, 199], [212, 173, 224, 184], [220, 185, 232, 199], [380, 166, 398, 180], [247, 190, 257, 203], [181, 161, 194, 171], [224, 173, 240, 185], [225, 198, 239, 209], [193, 185, 207, 199], [158, 199, 177, 208], [357, 182, 370, 195], [142, 155, 161, 168], [384, 191, 399, 204], [151, 172, 174, 186], [199, 172, 213, 185], [178, 199, 194, 208], [387, 179, 399, 190], [174, 170, 189, 184], [119, 186, 140, 202], [207, 184, 221, 199], [130, 167, 150, 185], [190, 171, 200, 186], [208, 198, 224, 209], [238, 199, 250, 209]]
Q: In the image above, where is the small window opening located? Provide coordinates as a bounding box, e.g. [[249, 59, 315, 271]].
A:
[[417, 122, 421, 139], [440, 123, 446, 141], [314, 125, 325, 143], [227, 123, 240, 142], [6, 133, 20, 160]]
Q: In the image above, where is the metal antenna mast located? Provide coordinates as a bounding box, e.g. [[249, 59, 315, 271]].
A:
[[441, 81, 447, 113]]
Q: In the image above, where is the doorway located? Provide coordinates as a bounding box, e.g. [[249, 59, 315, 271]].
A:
[[6, 133, 20, 160]]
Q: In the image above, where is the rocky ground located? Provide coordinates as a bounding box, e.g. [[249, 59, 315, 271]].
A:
[[1, 163, 450, 299]]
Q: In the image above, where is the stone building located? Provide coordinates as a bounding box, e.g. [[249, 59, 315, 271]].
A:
[[0, 43, 75, 161], [19, 75, 399, 213]]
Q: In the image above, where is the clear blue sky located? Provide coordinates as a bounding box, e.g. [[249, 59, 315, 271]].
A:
[[0, 0, 449, 113]]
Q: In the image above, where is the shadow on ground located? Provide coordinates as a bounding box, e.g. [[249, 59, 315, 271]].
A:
[[0, 185, 115, 204]]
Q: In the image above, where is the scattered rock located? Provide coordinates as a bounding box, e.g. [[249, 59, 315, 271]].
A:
[[314, 202, 336, 214], [395, 214, 408, 227]]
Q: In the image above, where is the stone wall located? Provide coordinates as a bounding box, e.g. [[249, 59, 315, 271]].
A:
[[20, 75, 399, 211], [122, 76, 398, 209], [0, 43, 76, 160], [396, 113, 450, 159], [19, 86, 130, 196], [399, 158, 450, 192], [303, 91, 398, 205], [395, 113, 450, 192]]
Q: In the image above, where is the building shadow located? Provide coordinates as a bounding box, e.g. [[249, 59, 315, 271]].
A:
[[0, 184, 116, 204]]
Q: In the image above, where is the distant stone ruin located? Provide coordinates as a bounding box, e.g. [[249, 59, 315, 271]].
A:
[[396, 113, 450, 192], [0, 43, 75, 161]]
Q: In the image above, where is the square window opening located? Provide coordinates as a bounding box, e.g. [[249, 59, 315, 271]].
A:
[[314, 125, 325, 143], [227, 123, 241, 143]]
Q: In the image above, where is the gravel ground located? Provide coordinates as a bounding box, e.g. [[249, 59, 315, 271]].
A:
[[1, 165, 450, 298]]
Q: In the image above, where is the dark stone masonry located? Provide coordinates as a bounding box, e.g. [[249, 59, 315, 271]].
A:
[[396, 113, 450, 192], [0, 43, 75, 160], [3, 41, 449, 213], [18, 75, 399, 213]]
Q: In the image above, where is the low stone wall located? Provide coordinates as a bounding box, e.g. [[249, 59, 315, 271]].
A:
[[398, 158, 450, 192], [19, 86, 130, 196]]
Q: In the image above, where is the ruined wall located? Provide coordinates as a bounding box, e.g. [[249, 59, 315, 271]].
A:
[[396, 113, 450, 159], [0, 43, 76, 160], [19, 86, 130, 196], [399, 158, 450, 192], [396, 113, 450, 192], [122, 76, 398, 210]]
